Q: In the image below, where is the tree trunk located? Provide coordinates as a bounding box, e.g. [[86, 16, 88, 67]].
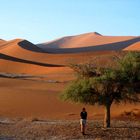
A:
[[104, 104, 111, 128]]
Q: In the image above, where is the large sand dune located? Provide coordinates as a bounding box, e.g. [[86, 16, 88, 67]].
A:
[[37, 33, 140, 53], [0, 39, 65, 66], [0, 33, 139, 75], [37, 32, 135, 49], [0, 38, 118, 66], [0, 39, 67, 74], [0, 33, 139, 67], [0, 33, 140, 74]]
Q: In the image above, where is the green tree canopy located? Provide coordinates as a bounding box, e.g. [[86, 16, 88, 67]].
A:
[[60, 52, 140, 127]]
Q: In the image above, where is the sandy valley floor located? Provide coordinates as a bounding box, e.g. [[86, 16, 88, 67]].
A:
[[0, 77, 139, 120]]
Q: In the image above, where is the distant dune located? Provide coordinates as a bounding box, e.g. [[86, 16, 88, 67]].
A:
[[37, 32, 135, 49], [37, 32, 140, 53]]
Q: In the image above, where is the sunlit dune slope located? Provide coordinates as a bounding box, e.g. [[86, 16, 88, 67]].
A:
[[0, 58, 71, 74], [0, 51, 118, 74]]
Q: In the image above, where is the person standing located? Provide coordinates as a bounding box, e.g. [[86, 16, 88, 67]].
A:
[[80, 107, 87, 135]]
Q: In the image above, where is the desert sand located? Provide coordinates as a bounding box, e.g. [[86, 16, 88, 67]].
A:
[[0, 32, 140, 121], [0, 77, 139, 120]]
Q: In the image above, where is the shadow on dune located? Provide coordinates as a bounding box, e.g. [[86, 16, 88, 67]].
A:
[[0, 53, 64, 67], [34, 37, 140, 54], [18, 40, 45, 53]]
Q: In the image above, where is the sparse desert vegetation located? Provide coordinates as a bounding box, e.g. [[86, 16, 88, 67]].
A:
[[61, 52, 140, 128]]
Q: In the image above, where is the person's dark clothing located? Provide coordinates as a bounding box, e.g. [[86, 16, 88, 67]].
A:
[[80, 111, 87, 120]]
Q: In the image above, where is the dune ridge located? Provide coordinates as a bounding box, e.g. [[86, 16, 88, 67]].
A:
[[37, 36, 140, 53], [37, 32, 136, 49]]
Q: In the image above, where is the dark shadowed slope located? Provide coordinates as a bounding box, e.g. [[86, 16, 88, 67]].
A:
[[124, 41, 140, 51], [18, 40, 44, 52]]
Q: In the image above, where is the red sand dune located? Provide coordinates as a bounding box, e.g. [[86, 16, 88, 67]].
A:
[[0, 39, 63, 65], [37, 33, 140, 53], [37, 32, 135, 49], [0, 39, 42, 57], [0, 33, 139, 64], [0, 59, 72, 74]]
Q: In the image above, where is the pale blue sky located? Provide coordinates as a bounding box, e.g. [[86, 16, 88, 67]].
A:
[[0, 0, 140, 43]]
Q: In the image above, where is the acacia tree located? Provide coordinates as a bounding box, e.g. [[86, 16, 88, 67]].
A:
[[61, 52, 140, 128]]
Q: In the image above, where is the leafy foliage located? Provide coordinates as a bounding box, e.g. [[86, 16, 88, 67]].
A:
[[61, 52, 140, 106]]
